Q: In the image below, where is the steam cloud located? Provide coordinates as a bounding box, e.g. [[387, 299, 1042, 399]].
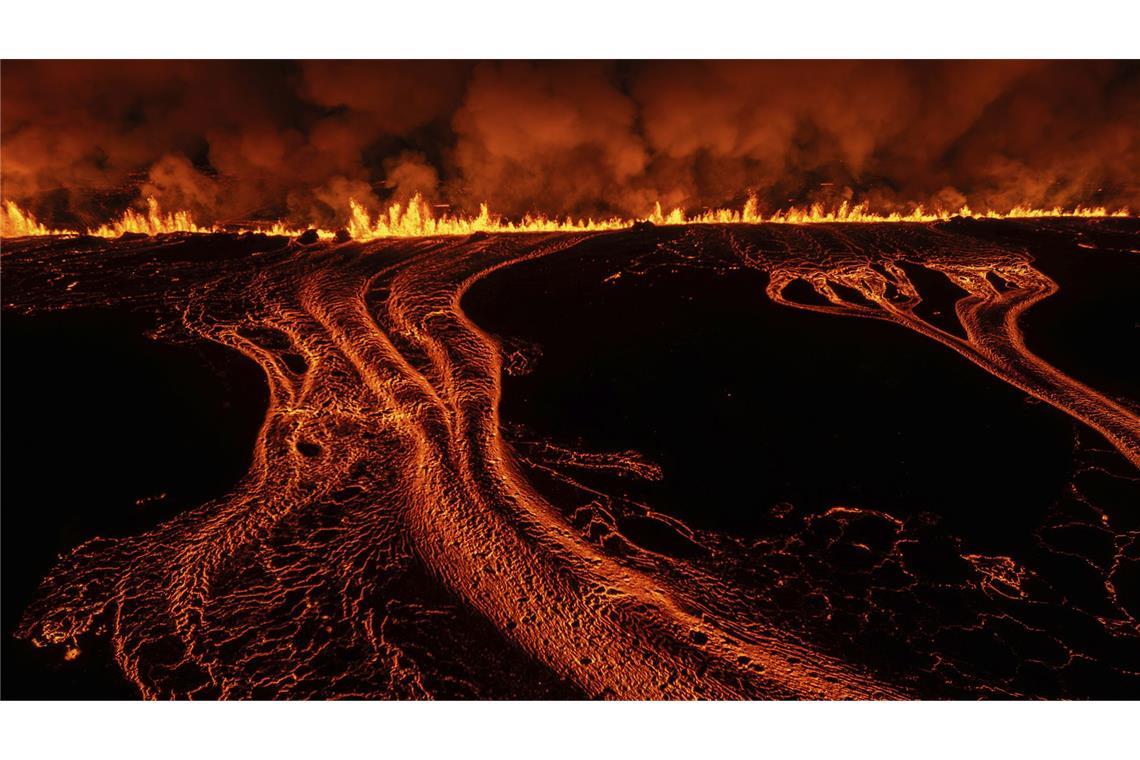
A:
[[2, 60, 1137, 226]]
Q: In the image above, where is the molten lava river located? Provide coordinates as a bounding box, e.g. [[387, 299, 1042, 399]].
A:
[[3, 218, 1138, 699]]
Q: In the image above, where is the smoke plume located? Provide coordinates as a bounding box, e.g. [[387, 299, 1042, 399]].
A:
[[2, 60, 1137, 226]]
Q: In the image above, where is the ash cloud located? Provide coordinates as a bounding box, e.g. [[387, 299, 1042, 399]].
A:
[[2, 60, 1137, 225]]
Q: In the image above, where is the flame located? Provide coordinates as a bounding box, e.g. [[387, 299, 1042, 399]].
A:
[[345, 195, 628, 240], [2, 200, 73, 237], [650, 198, 1132, 225], [1, 193, 1132, 241], [248, 222, 337, 240], [86, 196, 213, 237]]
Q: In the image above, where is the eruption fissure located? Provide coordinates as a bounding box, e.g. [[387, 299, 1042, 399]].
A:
[[1, 193, 1131, 242]]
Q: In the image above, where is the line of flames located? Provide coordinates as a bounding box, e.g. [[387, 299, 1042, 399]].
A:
[[2, 194, 1133, 241]]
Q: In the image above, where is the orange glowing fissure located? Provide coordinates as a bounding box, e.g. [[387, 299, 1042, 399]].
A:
[[1, 194, 1132, 241]]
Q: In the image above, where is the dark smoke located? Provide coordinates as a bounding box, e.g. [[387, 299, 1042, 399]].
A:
[[2, 60, 1137, 225]]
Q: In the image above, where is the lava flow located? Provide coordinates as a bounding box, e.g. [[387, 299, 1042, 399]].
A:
[[4, 216, 1139, 699], [744, 224, 1140, 469]]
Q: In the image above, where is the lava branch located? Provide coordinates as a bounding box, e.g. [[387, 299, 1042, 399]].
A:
[[760, 243, 1140, 469], [360, 234, 903, 699]]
